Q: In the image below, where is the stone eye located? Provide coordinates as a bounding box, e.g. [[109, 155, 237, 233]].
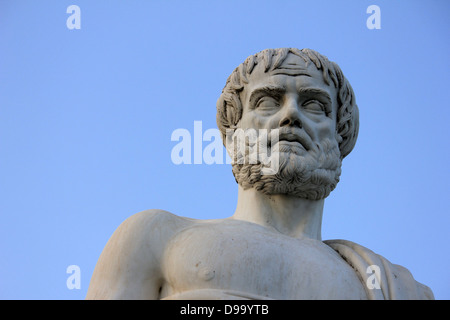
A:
[[302, 100, 325, 113], [256, 96, 279, 110]]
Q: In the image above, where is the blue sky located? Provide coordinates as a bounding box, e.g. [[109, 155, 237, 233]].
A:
[[0, 0, 449, 300]]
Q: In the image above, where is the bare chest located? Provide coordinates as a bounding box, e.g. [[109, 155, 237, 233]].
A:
[[161, 221, 367, 299]]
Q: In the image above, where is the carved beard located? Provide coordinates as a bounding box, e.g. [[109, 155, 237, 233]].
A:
[[231, 136, 342, 200]]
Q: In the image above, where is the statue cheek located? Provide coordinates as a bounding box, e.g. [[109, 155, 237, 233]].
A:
[[252, 115, 266, 129], [241, 112, 270, 130], [316, 119, 337, 141]]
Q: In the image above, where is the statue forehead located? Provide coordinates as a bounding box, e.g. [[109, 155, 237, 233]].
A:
[[241, 53, 335, 102]]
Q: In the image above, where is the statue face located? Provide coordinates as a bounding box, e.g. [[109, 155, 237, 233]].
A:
[[239, 53, 338, 152], [231, 53, 343, 200]]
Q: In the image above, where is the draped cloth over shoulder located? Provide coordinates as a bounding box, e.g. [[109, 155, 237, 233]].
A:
[[324, 239, 434, 300]]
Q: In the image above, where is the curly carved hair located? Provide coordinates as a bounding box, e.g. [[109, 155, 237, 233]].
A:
[[216, 48, 359, 159]]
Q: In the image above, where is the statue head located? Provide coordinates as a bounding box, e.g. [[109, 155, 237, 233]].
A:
[[216, 48, 359, 200]]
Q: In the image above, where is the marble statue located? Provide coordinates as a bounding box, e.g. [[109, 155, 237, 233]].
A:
[[86, 48, 434, 300]]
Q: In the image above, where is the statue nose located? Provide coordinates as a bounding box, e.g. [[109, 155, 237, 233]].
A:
[[279, 103, 302, 128]]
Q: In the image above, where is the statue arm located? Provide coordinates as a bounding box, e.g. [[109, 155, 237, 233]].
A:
[[85, 209, 173, 300]]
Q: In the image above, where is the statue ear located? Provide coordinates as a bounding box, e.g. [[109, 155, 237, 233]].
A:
[[224, 125, 240, 161], [335, 133, 343, 144], [337, 100, 359, 160], [217, 87, 243, 147]]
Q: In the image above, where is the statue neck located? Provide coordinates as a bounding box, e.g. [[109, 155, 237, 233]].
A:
[[231, 185, 324, 240]]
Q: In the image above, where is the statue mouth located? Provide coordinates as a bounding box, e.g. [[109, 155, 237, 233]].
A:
[[276, 129, 312, 151]]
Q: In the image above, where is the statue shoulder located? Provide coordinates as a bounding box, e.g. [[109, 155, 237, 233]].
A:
[[110, 209, 194, 253], [86, 209, 192, 299], [324, 239, 434, 300], [121, 208, 192, 233]]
